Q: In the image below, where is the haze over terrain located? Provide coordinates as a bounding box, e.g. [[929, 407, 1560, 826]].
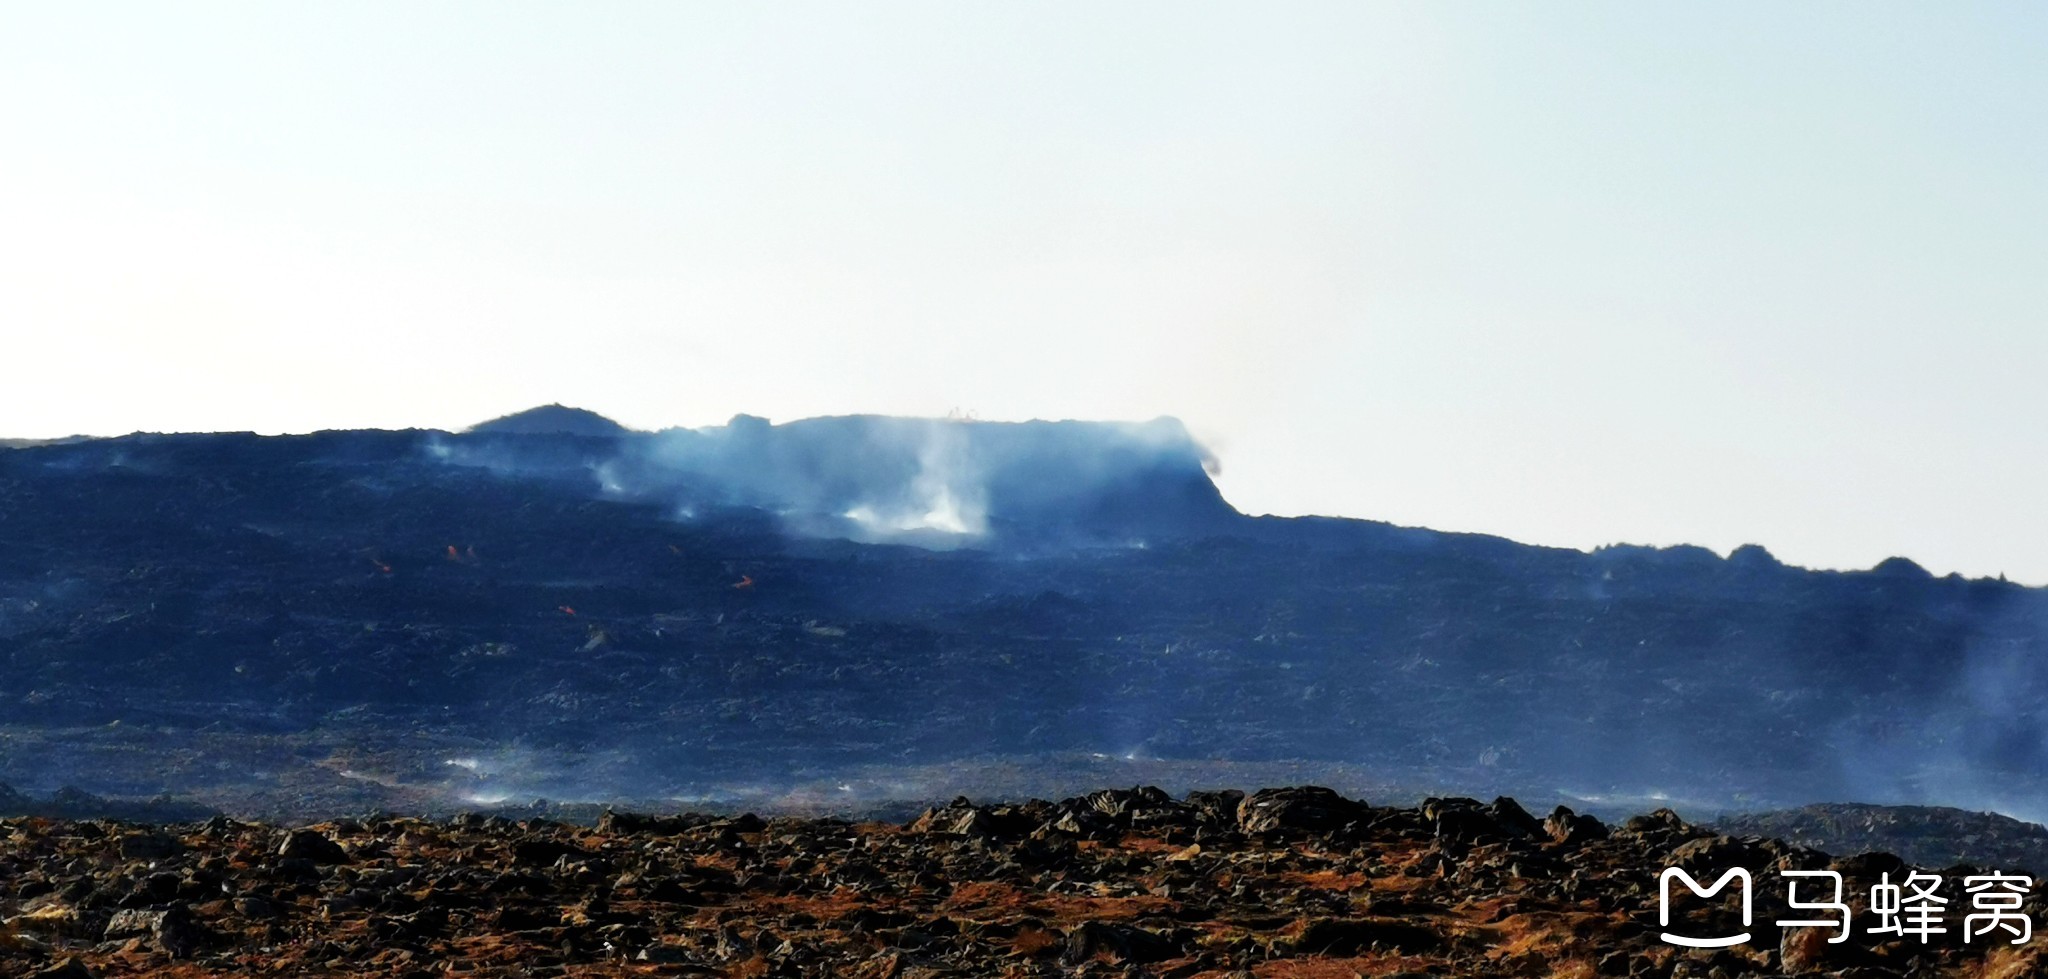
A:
[[5, 407, 2048, 826]]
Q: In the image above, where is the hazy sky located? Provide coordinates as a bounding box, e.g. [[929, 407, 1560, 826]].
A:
[[4, 3, 2046, 580]]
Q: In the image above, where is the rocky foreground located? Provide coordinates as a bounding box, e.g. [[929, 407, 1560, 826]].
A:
[[1, 787, 2040, 979]]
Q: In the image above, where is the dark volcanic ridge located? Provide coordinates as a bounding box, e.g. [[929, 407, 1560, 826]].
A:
[[1712, 803, 2048, 881], [2, 786, 2043, 979], [4, 408, 2048, 820]]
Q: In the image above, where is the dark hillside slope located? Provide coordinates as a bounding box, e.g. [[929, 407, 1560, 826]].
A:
[[1, 415, 2044, 817]]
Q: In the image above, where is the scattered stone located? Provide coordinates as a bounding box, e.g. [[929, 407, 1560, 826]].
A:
[[0, 787, 2025, 978], [26, 958, 97, 979]]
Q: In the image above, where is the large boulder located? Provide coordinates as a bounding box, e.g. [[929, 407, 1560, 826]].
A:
[[1061, 921, 1179, 965], [1237, 786, 1367, 835], [277, 829, 350, 865], [1544, 805, 1609, 847]]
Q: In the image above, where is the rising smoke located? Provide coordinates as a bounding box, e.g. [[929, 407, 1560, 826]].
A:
[[440, 412, 1235, 548]]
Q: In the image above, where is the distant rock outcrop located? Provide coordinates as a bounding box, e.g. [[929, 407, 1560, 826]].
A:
[[467, 404, 631, 438], [1871, 555, 1934, 579], [1714, 803, 2048, 877], [1728, 543, 1782, 569], [0, 783, 215, 822]]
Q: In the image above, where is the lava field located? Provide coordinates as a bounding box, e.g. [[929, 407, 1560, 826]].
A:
[[3, 786, 2043, 979]]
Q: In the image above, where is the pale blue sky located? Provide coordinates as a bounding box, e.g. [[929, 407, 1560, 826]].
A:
[[3, 3, 2046, 580]]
